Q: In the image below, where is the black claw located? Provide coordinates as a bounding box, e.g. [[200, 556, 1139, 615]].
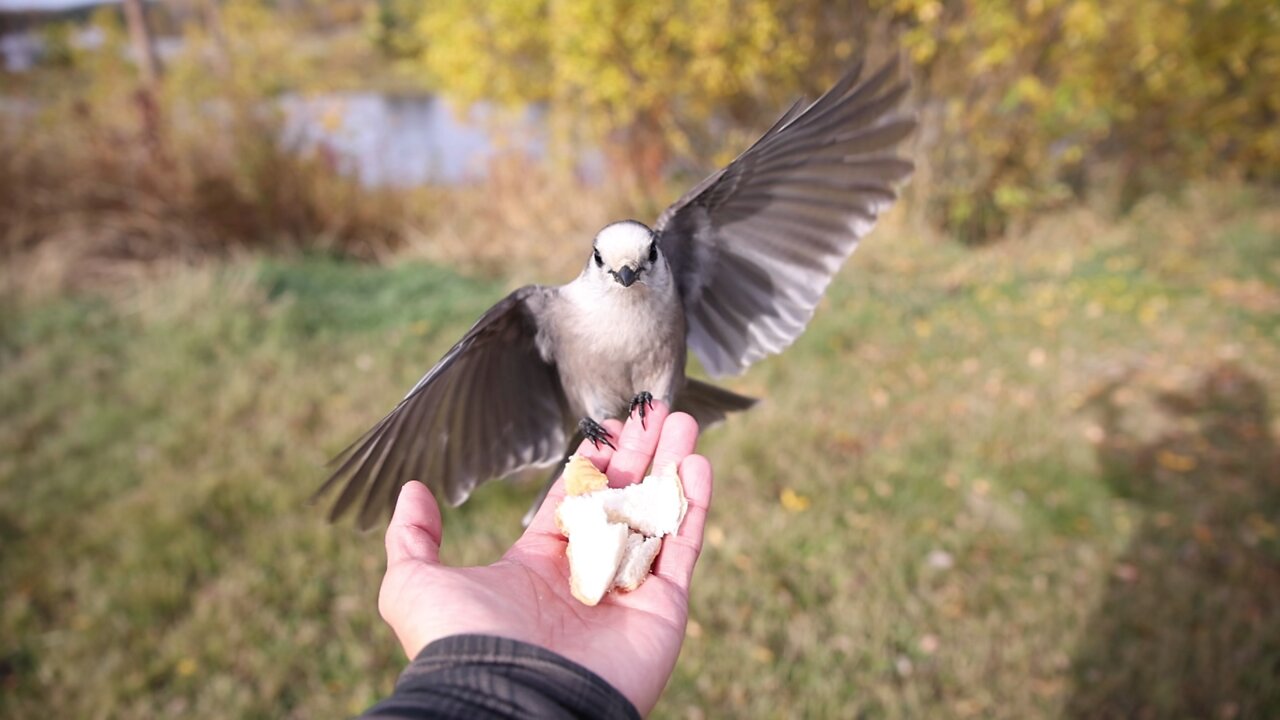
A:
[[579, 417, 616, 450], [630, 391, 655, 429]]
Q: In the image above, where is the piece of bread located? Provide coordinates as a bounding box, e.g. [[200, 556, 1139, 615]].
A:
[[564, 510, 629, 606], [614, 533, 662, 592], [557, 463, 688, 604], [554, 492, 603, 536], [562, 454, 608, 496], [601, 463, 687, 537]]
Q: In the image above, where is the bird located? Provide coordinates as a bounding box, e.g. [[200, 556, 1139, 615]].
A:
[[317, 57, 916, 529]]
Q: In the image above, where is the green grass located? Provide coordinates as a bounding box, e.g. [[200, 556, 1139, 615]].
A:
[[3, 185, 1279, 718]]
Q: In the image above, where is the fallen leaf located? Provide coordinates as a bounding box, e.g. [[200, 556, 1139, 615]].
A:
[[1111, 563, 1139, 583], [176, 658, 198, 677], [919, 634, 940, 654], [780, 488, 811, 513], [1156, 449, 1197, 472]]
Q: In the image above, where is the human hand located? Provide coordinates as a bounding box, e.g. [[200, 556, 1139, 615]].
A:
[[377, 401, 712, 716]]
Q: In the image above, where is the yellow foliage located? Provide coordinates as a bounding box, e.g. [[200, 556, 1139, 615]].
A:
[[32, 0, 1277, 247], [403, 1, 1277, 238], [878, 0, 1280, 240], [779, 488, 812, 513], [406, 0, 861, 181]]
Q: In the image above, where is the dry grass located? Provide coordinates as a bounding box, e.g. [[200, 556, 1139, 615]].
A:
[[0, 77, 651, 302], [1, 89, 402, 296], [398, 152, 638, 281]]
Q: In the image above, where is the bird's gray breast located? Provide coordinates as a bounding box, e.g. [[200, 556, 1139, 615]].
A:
[[545, 282, 686, 421]]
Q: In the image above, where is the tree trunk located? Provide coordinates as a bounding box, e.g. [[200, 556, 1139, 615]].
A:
[[122, 0, 162, 85], [196, 0, 231, 78], [602, 108, 670, 204]]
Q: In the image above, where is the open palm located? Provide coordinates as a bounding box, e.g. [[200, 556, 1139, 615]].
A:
[[377, 402, 712, 716]]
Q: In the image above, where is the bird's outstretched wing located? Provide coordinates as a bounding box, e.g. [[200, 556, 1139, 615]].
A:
[[316, 286, 568, 529], [655, 58, 915, 377]]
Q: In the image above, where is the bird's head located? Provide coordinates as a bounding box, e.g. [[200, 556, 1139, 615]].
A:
[[587, 220, 668, 290]]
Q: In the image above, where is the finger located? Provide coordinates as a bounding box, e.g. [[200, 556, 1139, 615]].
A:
[[576, 418, 624, 470], [652, 454, 712, 592], [651, 412, 699, 473], [605, 400, 671, 487], [385, 481, 443, 566]]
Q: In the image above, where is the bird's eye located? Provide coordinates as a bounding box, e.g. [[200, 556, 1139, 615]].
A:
[[593, 249, 604, 267], [648, 242, 658, 263]]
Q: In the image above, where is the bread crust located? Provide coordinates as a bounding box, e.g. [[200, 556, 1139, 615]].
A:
[[556, 464, 688, 604]]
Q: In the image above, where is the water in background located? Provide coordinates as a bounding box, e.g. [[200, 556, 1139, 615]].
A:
[[279, 93, 599, 188], [0, 68, 600, 188], [3, 27, 533, 186]]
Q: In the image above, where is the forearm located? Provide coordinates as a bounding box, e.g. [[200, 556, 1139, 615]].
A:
[[361, 634, 642, 720]]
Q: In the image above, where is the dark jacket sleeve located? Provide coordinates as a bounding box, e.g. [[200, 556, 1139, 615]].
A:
[[360, 634, 642, 720]]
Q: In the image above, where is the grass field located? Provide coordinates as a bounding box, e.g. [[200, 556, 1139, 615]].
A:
[[3, 184, 1279, 718]]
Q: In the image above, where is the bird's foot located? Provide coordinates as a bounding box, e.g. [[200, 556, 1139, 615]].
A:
[[579, 417, 616, 450], [629, 391, 655, 429]]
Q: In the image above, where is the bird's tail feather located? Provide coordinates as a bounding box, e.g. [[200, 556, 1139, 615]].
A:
[[677, 379, 758, 429]]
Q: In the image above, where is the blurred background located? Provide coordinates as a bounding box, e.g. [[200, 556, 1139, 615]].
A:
[[2, 1, 1278, 717]]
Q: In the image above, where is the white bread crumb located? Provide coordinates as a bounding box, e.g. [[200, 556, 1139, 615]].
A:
[[601, 464, 687, 537], [565, 510, 629, 606], [614, 533, 662, 591]]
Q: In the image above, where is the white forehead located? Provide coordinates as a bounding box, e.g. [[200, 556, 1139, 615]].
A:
[[594, 221, 653, 265]]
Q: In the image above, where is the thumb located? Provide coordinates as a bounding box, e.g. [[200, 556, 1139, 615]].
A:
[[385, 481, 443, 566]]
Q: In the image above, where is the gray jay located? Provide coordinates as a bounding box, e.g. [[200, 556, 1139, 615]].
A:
[[318, 58, 915, 528]]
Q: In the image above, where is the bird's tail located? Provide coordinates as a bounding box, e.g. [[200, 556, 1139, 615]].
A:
[[676, 379, 758, 429]]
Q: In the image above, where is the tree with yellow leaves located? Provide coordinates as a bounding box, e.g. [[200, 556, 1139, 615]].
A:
[[878, 0, 1280, 240], [403, 0, 1278, 241], [406, 0, 887, 193]]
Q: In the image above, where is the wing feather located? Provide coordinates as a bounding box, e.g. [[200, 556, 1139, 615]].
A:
[[317, 286, 569, 528], [655, 59, 915, 377]]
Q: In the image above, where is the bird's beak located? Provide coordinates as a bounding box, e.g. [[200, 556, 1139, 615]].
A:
[[616, 266, 638, 287]]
